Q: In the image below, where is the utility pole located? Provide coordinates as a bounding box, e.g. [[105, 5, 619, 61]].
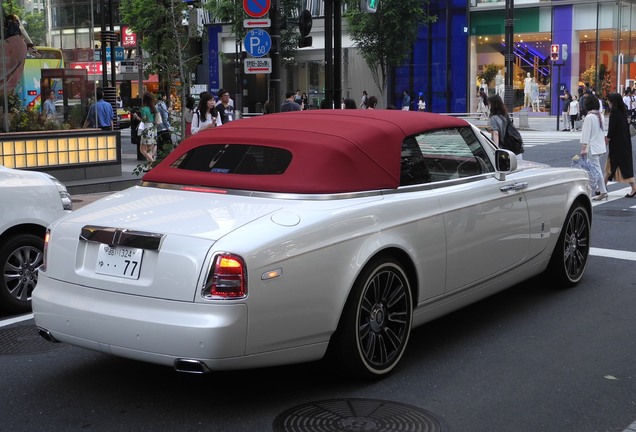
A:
[[270, 0, 281, 112], [325, 0, 333, 107], [504, 0, 514, 117]]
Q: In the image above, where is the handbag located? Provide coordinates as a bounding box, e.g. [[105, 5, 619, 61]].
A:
[[154, 110, 162, 126], [571, 154, 600, 191], [137, 121, 145, 136], [574, 119, 583, 131]]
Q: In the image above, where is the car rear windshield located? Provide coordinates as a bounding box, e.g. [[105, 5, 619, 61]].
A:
[[169, 144, 292, 175]]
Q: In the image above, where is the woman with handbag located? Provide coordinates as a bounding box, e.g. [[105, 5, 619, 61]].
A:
[[580, 95, 608, 200], [139, 92, 158, 163], [605, 92, 636, 198]]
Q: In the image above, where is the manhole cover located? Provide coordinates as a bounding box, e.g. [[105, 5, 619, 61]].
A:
[[273, 398, 444, 432], [0, 325, 66, 355]]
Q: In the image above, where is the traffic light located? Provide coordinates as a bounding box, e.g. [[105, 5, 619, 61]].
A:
[[298, 9, 312, 48], [361, 0, 379, 13], [550, 44, 559, 61]]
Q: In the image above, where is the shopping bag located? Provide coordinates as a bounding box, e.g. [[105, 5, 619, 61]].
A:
[[574, 119, 583, 130], [571, 154, 600, 191], [137, 121, 145, 136]]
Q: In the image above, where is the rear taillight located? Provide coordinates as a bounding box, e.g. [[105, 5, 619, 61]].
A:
[[41, 229, 50, 272], [202, 253, 247, 299]]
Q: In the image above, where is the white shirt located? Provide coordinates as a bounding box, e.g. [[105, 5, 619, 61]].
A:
[[624, 95, 633, 111], [568, 100, 579, 116], [190, 110, 216, 135], [580, 111, 606, 156]]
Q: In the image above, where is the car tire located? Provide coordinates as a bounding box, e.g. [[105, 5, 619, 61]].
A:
[[546, 203, 590, 287], [329, 256, 413, 379], [0, 233, 43, 313]]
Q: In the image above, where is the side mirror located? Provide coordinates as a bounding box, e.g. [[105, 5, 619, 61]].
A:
[[494, 149, 517, 180]]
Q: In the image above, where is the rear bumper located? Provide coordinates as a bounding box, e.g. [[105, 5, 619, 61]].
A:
[[32, 274, 248, 367]]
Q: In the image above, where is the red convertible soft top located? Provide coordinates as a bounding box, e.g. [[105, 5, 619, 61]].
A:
[[142, 110, 470, 194]]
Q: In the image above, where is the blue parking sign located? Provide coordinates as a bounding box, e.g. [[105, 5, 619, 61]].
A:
[[244, 29, 271, 58]]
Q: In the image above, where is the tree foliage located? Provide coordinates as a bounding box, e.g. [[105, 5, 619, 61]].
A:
[[120, 0, 200, 145], [343, 0, 436, 98], [23, 11, 46, 46], [580, 64, 612, 99]]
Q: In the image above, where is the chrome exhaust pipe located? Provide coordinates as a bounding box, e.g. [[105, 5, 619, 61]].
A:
[[37, 327, 60, 343], [174, 359, 210, 374]]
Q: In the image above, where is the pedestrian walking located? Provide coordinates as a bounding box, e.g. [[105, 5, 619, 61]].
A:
[[569, 95, 580, 131], [402, 90, 411, 111], [417, 95, 426, 111], [42, 89, 57, 121], [477, 88, 489, 119], [156, 91, 172, 153], [561, 89, 572, 131], [360, 90, 368, 109], [281, 91, 302, 112], [580, 95, 608, 200], [605, 92, 636, 198], [83, 87, 114, 130], [488, 94, 523, 159], [139, 92, 158, 163], [216, 89, 235, 124], [342, 98, 356, 109], [184, 96, 195, 139]]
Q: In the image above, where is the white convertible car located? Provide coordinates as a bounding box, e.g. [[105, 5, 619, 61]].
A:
[[33, 110, 592, 378]]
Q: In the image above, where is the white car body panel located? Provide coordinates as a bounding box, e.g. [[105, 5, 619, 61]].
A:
[[32, 112, 592, 374], [0, 166, 70, 232]]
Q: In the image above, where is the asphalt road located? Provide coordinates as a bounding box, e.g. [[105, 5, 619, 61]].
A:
[[2, 129, 636, 432]]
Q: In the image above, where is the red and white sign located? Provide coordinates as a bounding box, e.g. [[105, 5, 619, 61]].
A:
[[70, 62, 105, 74], [243, 0, 270, 18], [243, 18, 271, 28], [244, 58, 271, 74], [121, 26, 137, 48]]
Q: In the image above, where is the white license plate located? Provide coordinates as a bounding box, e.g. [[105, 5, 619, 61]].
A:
[[95, 244, 144, 279]]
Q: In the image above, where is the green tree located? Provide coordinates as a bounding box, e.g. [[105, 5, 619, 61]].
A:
[[478, 63, 500, 90], [23, 11, 46, 46], [580, 64, 612, 99], [120, 0, 200, 152], [343, 0, 436, 99]]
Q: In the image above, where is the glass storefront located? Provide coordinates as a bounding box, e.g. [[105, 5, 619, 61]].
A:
[[470, 1, 636, 115]]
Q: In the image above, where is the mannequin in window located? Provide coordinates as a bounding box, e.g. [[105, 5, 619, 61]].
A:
[[495, 69, 504, 97], [524, 73, 533, 107], [530, 77, 540, 112]]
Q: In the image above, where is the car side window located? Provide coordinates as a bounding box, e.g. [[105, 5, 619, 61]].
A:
[[400, 137, 432, 186], [412, 127, 494, 182]]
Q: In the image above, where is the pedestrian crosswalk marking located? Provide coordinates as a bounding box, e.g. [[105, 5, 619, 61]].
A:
[[521, 130, 581, 147]]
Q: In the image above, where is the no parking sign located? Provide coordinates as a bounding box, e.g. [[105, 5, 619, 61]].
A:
[[243, 0, 270, 18]]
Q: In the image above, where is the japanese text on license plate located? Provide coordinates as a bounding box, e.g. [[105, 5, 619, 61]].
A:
[[95, 245, 144, 279]]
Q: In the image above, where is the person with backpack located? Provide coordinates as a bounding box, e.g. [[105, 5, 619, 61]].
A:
[[190, 91, 218, 135], [488, 94, 524, 159]]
